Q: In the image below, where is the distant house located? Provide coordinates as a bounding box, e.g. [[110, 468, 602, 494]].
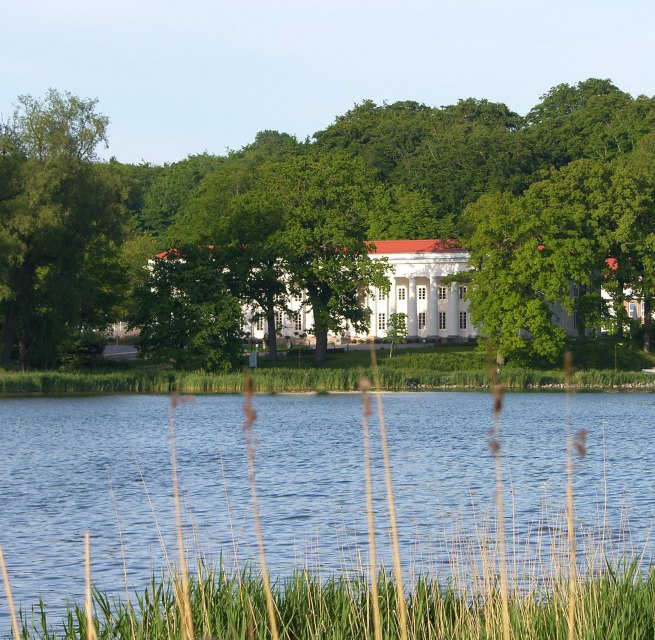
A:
[[245, 239, 479, 344]]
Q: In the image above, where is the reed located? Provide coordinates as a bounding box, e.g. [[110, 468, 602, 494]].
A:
[[2, 367, 655, 394]]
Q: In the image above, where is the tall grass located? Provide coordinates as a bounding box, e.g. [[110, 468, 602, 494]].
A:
[[2, 368, 655, 394]]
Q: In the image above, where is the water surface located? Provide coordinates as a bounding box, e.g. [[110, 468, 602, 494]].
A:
[[1, 392, 654, 627]]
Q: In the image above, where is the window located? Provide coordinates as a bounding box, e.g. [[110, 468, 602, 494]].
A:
[[418, 286, 426, 300], [572, 284, 581, 298], [293, 292, 303, 302], [397, 287, 406, 301], [294, 315, 303, 331], [418, 312, 426, 330], [255, 316, 264, 331], [438, 286, 447, 300], [439, 312, 446, 330], [378, 288, 386, 301], [459, 311, 467, 330], [459, 285, 467, 300], [377, 313, 386, 331], [275, 311, 283, 327]]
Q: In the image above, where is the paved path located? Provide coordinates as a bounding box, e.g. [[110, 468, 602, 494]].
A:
[[103, 344, 138, 360]]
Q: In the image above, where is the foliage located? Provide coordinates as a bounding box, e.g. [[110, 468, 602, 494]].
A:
[[269, 151, 391, 365], [0, 90, 128, 369], [131, 247, 244, 371]]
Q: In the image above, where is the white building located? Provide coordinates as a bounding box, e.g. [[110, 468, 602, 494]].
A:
[[245, 239, 479, 344]]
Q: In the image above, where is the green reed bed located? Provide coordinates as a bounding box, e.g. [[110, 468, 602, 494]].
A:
[[15, 562, 655, 639], [1, 368, 655, 395]]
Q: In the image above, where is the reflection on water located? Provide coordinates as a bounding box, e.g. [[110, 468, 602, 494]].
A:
[[0, 391, 654, 625]]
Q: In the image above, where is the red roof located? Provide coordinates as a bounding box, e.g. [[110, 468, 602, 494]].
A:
[[367, 239, 463, 254]]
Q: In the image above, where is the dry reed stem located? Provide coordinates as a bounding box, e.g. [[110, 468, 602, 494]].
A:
[[84, 532, 97, 640], [169, 393, 196, 640], [488, 360, 510, 640], [0, 545, 21, 640], [564, 351, 577, 640], [107, 474, 137, 640], [369, 346, 409, 640], [359, 376, 382, 640], [243, 376, 280, 640]]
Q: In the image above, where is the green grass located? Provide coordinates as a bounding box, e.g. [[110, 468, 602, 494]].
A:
[[2, 338, 655, 395], [14, 559, 655, 639]]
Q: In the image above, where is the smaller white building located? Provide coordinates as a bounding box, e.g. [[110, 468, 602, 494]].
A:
[[245, 239, 479, 344]]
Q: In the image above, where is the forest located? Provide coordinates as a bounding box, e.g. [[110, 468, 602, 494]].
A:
[[1, 78, 655, 369]]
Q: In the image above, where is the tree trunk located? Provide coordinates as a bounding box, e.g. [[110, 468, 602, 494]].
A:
[[1, 301, 17, 368], [18, 329, 27, 371], [314, 328, 328, 366], [266, 309, 277, 363], [643, 299, 652, 353]]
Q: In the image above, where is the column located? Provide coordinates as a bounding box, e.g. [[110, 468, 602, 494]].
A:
[[407, 277, 418, 337], [448, 282, 459, 338], [389, 278, 397, 317], [428, 276, 439, 337]]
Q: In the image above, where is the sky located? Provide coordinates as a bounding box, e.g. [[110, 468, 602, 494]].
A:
[[2, 0, 654, 166]]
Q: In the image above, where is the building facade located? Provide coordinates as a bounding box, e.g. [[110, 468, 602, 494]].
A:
[[245, 239, 479, 345]]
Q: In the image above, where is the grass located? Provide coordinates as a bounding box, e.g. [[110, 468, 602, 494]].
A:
[[4, 357, 655, 638], [2, 366, 655, 395], [2, 336, 655, 395]]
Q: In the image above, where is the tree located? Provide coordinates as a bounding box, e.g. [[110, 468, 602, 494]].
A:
[[0, 90, 128, 369], [270, 152, 390, 365], [131, 246, 244, 371], [168, 158, 292, 362], [386, 312, 407, 358]]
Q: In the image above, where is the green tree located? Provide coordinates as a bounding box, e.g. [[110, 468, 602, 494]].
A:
[[169, 159, 292, 362], [271, 152, 390, 366], [131, 246, 244, 370], [0, 90, 128, 369], [386, 312, 407, 358], [139, 153, 223, 235]]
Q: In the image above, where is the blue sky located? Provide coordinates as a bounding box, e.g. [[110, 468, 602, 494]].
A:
[[2, 0, 654, 165]]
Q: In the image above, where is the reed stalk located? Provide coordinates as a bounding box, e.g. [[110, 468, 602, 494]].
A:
[[369, 346, 409, 640], [488, 362, 510, 640], [564, 351, 577, 640], [84, 532, 97, 640], [0, 545, 21, 640], [169, 393, 196, 640], [359, 376, 382, 640], [243, 376, 280, 640]]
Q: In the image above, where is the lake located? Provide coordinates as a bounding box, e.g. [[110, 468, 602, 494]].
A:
[[1, 391, 654, 627]]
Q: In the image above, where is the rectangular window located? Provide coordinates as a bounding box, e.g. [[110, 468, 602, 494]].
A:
[[293, 292, 303, 302], [438, 286, 447, 300], [439, 312, 446, 330], [275, 311, 283, 327], [418, 312, 426, 330], [418, 286, 426, 300], [572, 284, 580, 298], [294, 315, 302, 331], [397, 287, 406, 301], [378, 313, 386, 331], [459, 311, 467, 330], [255, 316, 264, 331], [459, 285, 467, 300], [378, 288, 386, 301]]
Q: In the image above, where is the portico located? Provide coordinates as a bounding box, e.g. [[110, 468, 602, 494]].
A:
[[246, 239, 479, 344], [351, 239, 477, 341]]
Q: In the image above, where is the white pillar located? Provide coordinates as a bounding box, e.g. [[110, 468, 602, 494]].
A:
[[448, 282, 459, 338], [428, 276, 439, 337], [389, 278, 397, 317], [408, 277, 418, 337]]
